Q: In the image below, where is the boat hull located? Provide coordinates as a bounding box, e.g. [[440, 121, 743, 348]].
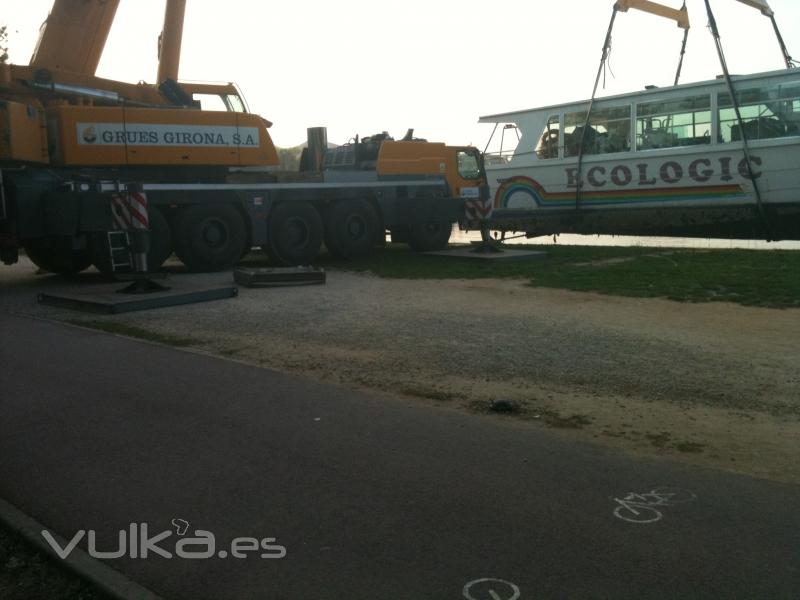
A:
[[483, 142, 800, 240]]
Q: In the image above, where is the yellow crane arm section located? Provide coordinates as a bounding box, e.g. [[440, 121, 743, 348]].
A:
[[616, 0, 775, 28], [30, 0, 121, 75], [615, 0, 690, 29], [157, 0, 186, 84], [734, 0, 773, 16]]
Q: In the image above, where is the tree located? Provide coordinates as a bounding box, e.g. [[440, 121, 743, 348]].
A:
[[0, 26, 8, 64]]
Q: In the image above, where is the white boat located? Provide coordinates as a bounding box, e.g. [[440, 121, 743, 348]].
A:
[[472, 2, 800, 241]]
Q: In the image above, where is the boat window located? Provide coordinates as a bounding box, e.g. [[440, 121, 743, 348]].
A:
[[636, 95, 711, 150], [564, 106, 631, 157], [457, 150, 483, 180], [718, 82, 800, 143], [535, 115, 561, 159]]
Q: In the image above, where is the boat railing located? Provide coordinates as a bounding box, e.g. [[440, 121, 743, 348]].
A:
[[484, 148, 545, 165], [483, 153, 512, 166]]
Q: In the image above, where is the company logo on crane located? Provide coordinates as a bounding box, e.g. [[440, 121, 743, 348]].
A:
[[76, 123, 260, 148], [81, 126, 98, 144]]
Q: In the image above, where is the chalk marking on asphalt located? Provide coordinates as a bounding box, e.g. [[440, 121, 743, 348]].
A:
[[613, 487, 696, 524], [463, 577, 521, 600], [0, 496, 163, 600]]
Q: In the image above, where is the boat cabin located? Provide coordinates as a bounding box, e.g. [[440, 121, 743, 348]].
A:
[[482, 68, 800, 166]]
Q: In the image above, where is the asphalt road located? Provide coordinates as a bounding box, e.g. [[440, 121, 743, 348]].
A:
[[0, 313, 797, 599]]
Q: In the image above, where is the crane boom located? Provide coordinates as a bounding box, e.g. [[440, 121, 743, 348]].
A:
[[615, 0, 690, 29], [615, 0, 779, 30], [157, 0, 187, 84], [735, 0, 773, 16], [30, 0, 121, 75]]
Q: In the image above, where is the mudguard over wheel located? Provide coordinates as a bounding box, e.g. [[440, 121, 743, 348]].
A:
[[174, 204, 247, 272], [264, 201, 323, 266], [408, 221, 452, 252], [24, 237, 92, 275], [324, 198, 380, 258]]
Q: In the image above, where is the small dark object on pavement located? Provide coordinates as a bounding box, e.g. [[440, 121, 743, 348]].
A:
[[490, 399, 519, 414], [234, 266, 326, 287]]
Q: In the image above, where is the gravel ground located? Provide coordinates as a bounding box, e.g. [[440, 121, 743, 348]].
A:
[[2, 256, 798, 483]]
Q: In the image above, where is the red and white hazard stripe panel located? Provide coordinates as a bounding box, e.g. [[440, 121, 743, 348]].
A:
[[110, 191, 149, 231], [465, 199, 493, 221], [129, 191, 149, 230]]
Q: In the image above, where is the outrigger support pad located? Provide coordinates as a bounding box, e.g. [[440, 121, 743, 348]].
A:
[[115, 272, 171, 295], [469, 240, 504, 255], [469, 227, 504, 254]]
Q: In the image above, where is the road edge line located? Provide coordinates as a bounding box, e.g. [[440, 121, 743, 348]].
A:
[[0, 496, 163, 600]]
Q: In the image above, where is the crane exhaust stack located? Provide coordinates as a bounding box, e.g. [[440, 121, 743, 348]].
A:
[[306, 128, 329, 173]]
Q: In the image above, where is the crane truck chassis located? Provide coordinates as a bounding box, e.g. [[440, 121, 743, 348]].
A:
[[0, 0, 488, 275], [0, 130, 487, 274]]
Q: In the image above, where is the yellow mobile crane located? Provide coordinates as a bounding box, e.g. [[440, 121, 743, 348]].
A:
[[1, 0, 486, 273]]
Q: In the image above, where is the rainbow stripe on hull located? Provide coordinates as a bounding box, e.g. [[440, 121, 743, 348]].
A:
[[495, 176, 747, 210]]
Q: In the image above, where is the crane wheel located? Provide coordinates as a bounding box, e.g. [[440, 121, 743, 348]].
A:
[[263, 201, 323, 266], [407, 221, 452, 252], [324, 198, 380, 258], [89, 207, 173, 274], [174, 204, 247, 272], [24, 237, 92, 276]]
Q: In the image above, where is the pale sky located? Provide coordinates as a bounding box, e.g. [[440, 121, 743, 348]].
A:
[[3, 0, 799, 148]]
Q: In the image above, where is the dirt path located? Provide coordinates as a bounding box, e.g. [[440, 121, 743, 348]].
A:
[[3, 260, 798, 483]]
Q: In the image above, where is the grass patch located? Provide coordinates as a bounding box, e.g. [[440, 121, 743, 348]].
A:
[[643, 432, 706, 453], [646, 432, 672, 448], [534, 410, 593, 429], [398, 386, 460, 402], [69, 320, 202, 347], [310, 244, 800, 309], [0, 524, 108, 600], [468, 400, 593, 429], [675, 441, 706, 454]]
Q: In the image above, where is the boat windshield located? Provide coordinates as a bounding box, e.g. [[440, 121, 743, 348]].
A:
[[483, 123, 521, 165]]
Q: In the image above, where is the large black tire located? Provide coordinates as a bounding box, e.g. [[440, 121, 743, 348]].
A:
[[408, 221, 452, 252], [24, 237, 92, 275], [174, 204, 247, 272], [88, 233, 116, 275], [90, 206, 173, 274], [263, 201, 323, 266], [324, 198, 380, 258]]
